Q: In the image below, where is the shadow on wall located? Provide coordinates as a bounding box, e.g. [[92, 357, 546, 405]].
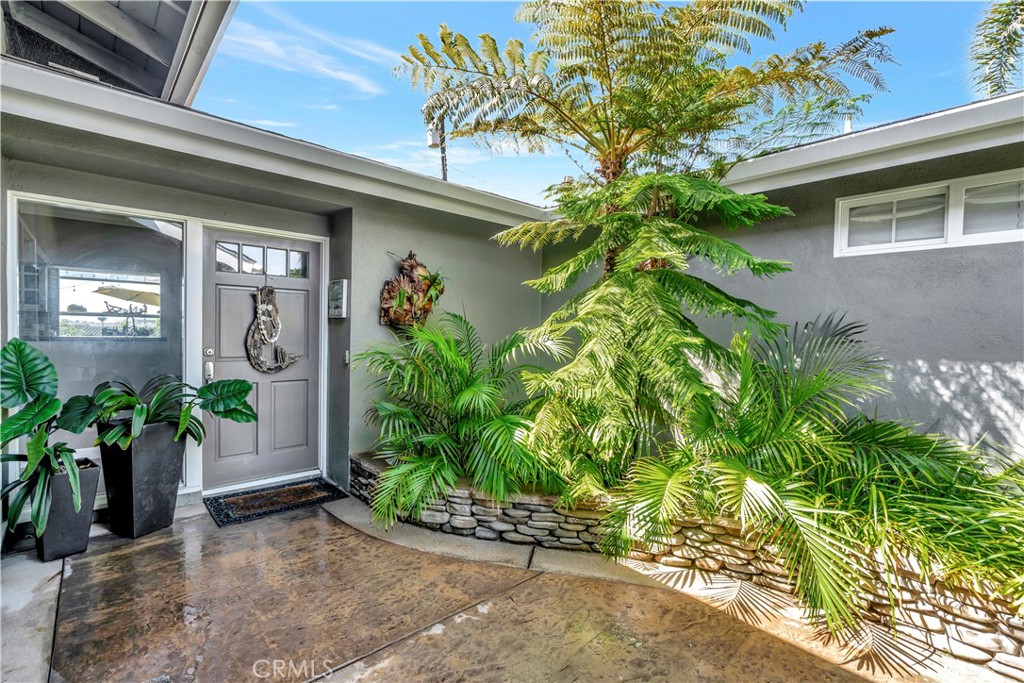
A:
[[880, 360, 1023, 458]]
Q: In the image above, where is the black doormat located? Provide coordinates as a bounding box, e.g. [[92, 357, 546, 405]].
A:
[[203, 478, 347, 527]]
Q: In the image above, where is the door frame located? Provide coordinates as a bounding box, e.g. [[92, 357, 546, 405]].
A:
[[5, 191, 330, 499], [199, 220, 330, 496]]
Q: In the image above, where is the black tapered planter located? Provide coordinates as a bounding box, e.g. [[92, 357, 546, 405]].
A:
[[99, 422, 185, 539], [36, 458, 101, 562]]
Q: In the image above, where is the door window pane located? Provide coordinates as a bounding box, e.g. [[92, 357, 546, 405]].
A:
[[289, 250, 308, 278], [17, 201, 184, 448], [242, 245, 264, 274], [895, 194, 945, 242], [964, 181, 1024, 235], [216, 242, 239, 272], [266, 248, 287, 276], [848, 202, 893, 247]]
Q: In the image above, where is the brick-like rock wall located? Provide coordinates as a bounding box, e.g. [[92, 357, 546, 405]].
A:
[[351, 455, 607, 551], [350, 453, 1024, 679]]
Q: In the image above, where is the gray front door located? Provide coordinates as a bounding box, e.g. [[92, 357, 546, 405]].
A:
[[202, 229, 321, 489]]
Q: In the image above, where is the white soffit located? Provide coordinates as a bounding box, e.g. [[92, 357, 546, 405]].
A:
[[724, 92, 1024, 194], [0, 58, 549, 225]]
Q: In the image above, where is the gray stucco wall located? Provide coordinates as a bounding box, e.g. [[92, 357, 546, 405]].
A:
[[538, 144, 1023, 455], [697, 144, 1024, 454], [1, 152, 544, 493], [345, 195, 542, 455], [0, 158, 333, 493]]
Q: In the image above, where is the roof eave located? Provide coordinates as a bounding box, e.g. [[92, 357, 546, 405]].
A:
[[724, 92, 1024, 194], [162, 0, 238, 106], [0, 57, 550, 225]]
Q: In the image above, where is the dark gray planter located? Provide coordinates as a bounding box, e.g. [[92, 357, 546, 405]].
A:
[[99, 422, 185, 539], [36, 458, 101, 562]]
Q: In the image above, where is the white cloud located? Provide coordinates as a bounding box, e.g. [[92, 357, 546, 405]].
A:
[[302, 103, 340, 111], [244, 119, 299, 129], [349, 139, 570, 205], [221, 21, 383, 96], [364, 138, 425, 151], [258, 5, 404, 68], [354, 140, 494, 175]]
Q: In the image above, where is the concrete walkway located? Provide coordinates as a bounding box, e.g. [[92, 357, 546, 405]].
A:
[[0, 500, 1005, 683]]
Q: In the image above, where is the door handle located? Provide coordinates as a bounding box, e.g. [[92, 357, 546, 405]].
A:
[[204, 361, 215, 382]]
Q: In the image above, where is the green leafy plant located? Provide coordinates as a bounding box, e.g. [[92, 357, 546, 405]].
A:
[[511, 174, 792, 503], [66, 375, 257, 450], [971, 0, 1024, 96], [1, 339, 90, 536], [356, 312, 562, 527], [420, 269, 446, 308], [395, 0, 1024, 634], [597, 315, 1024, 629], [397, 0, 891, 503], [400, 0, 893, 179]]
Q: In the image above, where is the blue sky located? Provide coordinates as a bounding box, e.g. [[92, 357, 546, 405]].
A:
[[194, 1, 991, 206]]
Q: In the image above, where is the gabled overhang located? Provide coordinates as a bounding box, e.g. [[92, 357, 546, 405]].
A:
[[0, 58, 549, 225], [1, 0, 236, 105], [724, 92, 1024, 194]]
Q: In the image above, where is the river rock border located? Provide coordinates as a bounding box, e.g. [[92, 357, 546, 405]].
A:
[[350, 453, 1024, 679]]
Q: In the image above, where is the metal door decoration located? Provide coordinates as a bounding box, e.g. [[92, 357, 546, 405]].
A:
[[245, 286, 299, 373]]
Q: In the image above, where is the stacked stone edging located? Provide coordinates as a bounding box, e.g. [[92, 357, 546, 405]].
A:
[[350, 453, 1024, 679]]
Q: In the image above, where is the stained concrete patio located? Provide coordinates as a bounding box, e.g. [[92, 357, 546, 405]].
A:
[[0, 500, 1006, 682]]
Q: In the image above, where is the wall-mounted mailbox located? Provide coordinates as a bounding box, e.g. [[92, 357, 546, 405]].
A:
[[328, 279, 348, 319]]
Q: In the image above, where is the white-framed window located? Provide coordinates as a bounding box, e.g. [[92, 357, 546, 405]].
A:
[[834, 169, 1024, 257]]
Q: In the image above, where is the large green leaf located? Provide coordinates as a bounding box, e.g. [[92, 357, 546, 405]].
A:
[[178, 416, 205, 445], [175, 404, 194, 441], [1, 477, 27, 500], [30, 470, 52, 536], [196, 380, 254, 415], [1, 397, 62, 447], [97, 423, 128, 448], [55, 395, 105, 434], [55, 446, 82, 513], [130, 403, 148, 438], [1, 339, 58, 408], [5, 483, 31, 533], [21, 428, 49, 481], [214, 402, 257, 424]]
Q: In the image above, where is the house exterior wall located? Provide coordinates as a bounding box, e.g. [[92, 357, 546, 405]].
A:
[[0, 157, 332, 497], [1, 155, 544, 495], [344, 194, 542, 458], [699, 144, 1024, 455], [539, 144, 1023, 455]]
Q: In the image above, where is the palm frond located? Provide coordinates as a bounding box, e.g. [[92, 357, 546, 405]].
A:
[[971, 0, 1024, 96], [356, 313, 560, 526]]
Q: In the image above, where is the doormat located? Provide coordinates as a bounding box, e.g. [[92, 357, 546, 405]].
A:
[[203, 478, 347, 527]]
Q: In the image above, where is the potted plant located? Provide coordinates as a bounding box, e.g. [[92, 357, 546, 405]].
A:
[[1, 339, 101, 561], [71, 375, 256, 538]]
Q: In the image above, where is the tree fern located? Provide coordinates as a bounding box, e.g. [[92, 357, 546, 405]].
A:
[[398, 0, 894, 179]]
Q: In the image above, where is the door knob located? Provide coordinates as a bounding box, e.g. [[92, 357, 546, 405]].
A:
[[204, 361, 215, 382]]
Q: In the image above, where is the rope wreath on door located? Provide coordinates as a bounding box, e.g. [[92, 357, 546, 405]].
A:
[[246, 286, 299, 373]]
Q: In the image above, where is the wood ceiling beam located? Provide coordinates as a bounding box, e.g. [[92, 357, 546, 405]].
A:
[[57, 0, 177, 66], [5, 1, 163, 94]]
